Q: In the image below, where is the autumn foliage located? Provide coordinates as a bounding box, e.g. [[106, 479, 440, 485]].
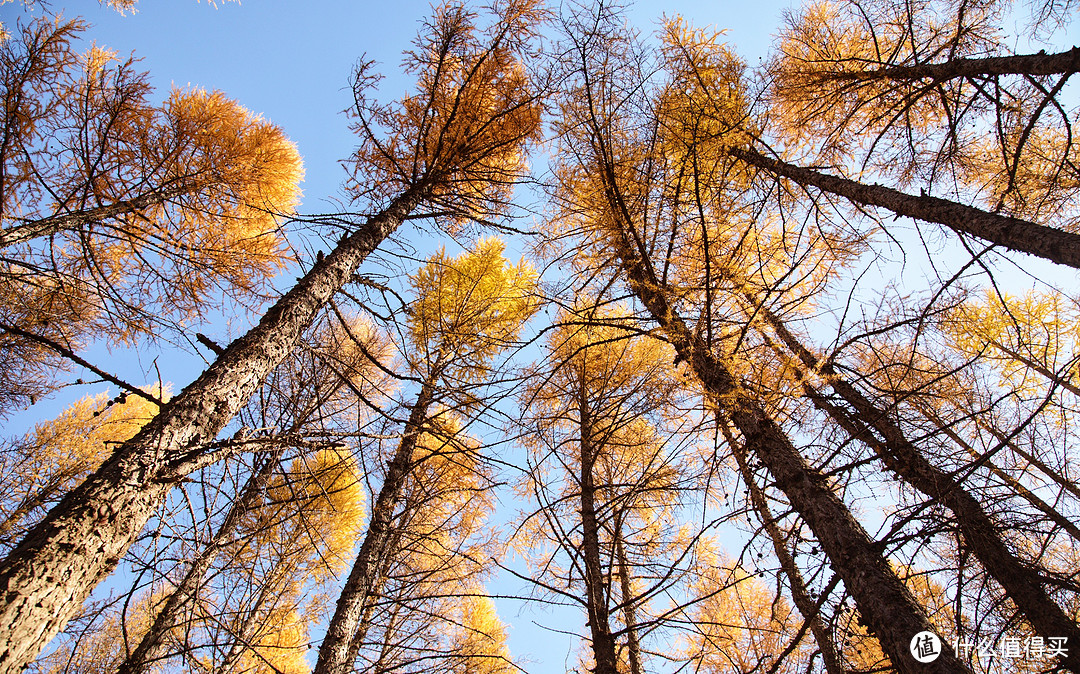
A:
[[2, 0, 1080, 673]]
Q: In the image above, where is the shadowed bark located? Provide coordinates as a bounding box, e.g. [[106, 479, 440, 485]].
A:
[[756, 305, 1080, 673], [808, 47, 1080, 82], [731, 147, 1080, 269]]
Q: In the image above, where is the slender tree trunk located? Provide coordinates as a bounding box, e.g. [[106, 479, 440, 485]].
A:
[[599, 190, 967, 672], [982, 338, 1080, 397], [577, 381, 621, 674], [0, 183, 429, 674], [975, 417, 1080, 502], [817, 46, 1080, 82], [116, 447, 284, 674], [911, 399, 1080, 545], [757, 305, 1080, 672], [314, 377, 437, 674], [730, 146, 1080, 269], [722, 423, 843, 674], [612, 521, 643, 674], [0, 186, 188, 249]]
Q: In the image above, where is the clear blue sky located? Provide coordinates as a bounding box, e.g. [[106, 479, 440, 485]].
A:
[[1, 0, 796, 670]]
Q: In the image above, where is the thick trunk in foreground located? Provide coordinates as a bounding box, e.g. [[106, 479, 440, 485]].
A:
[[314, 378, 436, 674], [759, 309, 1080, 672], [0, 184, 427, 674], [602, 206, 967, 673], [730, 147, 1080, 269]]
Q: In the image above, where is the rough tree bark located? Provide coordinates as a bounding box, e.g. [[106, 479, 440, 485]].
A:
[[730, 146, 1080, 269], [611, 523, 643, 674], [722, 424, 843, 674], [755, 305, 1080, 672], [594, 149, 968, 670], [0, 183, 428, 674], [814, 46, 1080, 82]]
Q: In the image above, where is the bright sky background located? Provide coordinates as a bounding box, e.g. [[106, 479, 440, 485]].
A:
[[0, 0, 856, 670], [2, 0, 810, 668], [4, 0, 1080, 670], [0, 0, 798, 412]]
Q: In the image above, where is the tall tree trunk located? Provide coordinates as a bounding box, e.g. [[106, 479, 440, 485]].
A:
[[612, 520, 643, 674], [577, 380, 621, 674], [599, 181, 967, 671], [722, 423, 843, 674], [756, 304, 1080, 672], [0, 183, 429, 674], [314, 377, 437, 674], [116, 447, 284, 674], [816, 46, 1080, 82], [730, 146, 1080, 269]]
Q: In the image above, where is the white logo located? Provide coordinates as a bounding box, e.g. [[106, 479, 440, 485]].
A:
[[910, 631, 942, 663]]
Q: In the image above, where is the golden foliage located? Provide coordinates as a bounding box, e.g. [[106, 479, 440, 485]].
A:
[[34, 590, 168, 674], [346, 0, 545, 230], [944, 289, 1080, 396], [446, 593, 515, 674], [408, 237, 539, 379], [0, 387, 166, 547], [769, 0, 1003, 172], [0, 16, 303, 414], [243, 448, 366, 582]]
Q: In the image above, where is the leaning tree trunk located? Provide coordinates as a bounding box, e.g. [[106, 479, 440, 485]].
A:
[[817, 47, 1080, 83], [722, 423, 843, 674], [598, 173, 968, 671], [755, 305, 1080, 672], [314, 377, 438, 674], [729, 146, 1080, 269], [0, 183, 429, 674]]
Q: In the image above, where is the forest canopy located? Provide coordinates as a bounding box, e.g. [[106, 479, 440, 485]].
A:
[[0, 0, 1079, 673]]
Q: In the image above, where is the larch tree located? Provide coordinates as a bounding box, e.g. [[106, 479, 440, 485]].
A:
[[108, 315, 392, 674], [516, 307, 704, 674], [546, 0, 1080, 670], [756, 0, 1080, 268], [346, 423, 510, 674], [547, 5, 976, 671], [0, 0, 545, 669], [0, 16, 303, 414], [315, 238, 538, 674]]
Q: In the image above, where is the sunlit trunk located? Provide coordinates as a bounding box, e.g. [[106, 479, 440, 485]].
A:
[[0, 184, 428, 674], [314, 377, 437, 674]]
